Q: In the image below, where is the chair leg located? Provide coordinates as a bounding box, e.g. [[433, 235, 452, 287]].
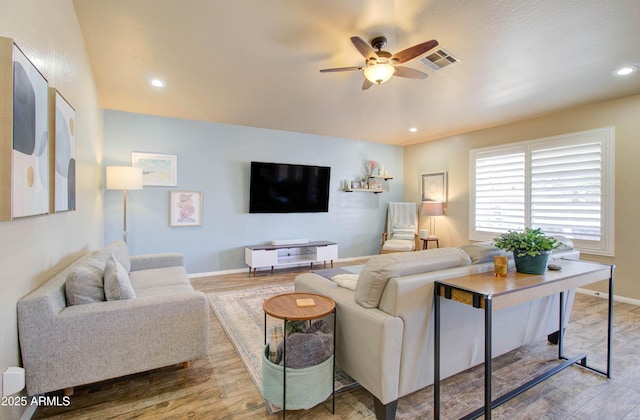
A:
[[183, 361, 191, 369], [64, 387, 74, 396]]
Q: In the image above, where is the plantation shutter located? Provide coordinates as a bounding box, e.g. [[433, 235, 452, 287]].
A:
[[531, 142, 602, 241], [469, 127, 613, 255], [474, 151, 525, 233]]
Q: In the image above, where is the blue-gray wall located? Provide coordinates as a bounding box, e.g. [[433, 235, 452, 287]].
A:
[[103, 110, 403, 274]]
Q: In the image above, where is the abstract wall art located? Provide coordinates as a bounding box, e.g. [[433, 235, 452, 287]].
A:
[[49, 88, 76, 212], [169, 190, 202, 227]]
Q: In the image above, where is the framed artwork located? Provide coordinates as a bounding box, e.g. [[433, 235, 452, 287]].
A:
[[11, 42, 50, 219], [132, 152, 177, 186], [169, 190, 202, 226], [368, 179, 383, 190], [351, 181, 362, 189], [50, 89, 76, 212], [421, 172, 447, 203]]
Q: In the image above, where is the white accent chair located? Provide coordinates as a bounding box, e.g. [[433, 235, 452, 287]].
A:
[[381, 202, 419, 254]]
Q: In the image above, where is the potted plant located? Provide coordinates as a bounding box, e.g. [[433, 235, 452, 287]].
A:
[[493, 228, 562, 274]]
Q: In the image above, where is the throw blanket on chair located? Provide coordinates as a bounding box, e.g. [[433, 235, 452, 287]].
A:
[[387, 202, 418, 235]]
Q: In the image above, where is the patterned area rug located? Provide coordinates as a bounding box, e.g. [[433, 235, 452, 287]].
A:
[[207, 283, 359, 414]]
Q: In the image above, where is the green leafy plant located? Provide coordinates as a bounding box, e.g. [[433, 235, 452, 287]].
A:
[[493, 228, 562, 257]]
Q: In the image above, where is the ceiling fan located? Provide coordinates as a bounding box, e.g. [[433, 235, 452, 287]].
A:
[[320, 36, 438, 90]]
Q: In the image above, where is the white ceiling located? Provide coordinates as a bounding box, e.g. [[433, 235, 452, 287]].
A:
[[72, 0, 640, 146]]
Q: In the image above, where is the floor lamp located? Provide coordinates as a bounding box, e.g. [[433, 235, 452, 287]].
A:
[[106, 166, 143, 243], [422, 202, 443, 239]]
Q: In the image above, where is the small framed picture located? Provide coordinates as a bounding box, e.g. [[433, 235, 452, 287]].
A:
[[169, 191, 202, 227], [421, 172, 447, 203], [351, 181, 362, 189], [368, 179, 382, 190], [132, 152, 177, 186]]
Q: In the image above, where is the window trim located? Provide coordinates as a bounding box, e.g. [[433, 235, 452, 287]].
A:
[[469, 127, 615, 256]]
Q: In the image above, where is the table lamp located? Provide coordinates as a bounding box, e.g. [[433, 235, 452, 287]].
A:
[[106, 166, 143, 243], [422, 202, 443, 239]]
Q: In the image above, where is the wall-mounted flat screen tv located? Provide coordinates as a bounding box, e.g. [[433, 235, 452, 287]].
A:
[[249, 161, 331, 213]]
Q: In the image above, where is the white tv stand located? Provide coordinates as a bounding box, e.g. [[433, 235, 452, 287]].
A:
[[244, 240, 338, 276]]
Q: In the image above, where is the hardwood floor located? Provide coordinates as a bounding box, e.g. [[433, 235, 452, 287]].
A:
[[33, 262, 640, 419]]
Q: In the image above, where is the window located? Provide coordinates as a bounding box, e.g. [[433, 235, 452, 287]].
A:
[[470, 127, 614, 256]]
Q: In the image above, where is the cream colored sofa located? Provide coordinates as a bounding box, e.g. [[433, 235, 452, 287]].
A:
[[17, 241, 209, 396], [294, 242, 578, 420]]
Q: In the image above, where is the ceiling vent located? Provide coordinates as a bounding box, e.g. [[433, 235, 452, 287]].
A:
[[419, 49, 459, 71]]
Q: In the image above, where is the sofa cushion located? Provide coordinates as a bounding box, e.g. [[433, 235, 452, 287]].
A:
[[460, 241, 512, 264], [355, 248, 472, 308], [382, 239, 415, 252], [65, 265, 105, 306], [551, 236, 573, 252], [129, 266, 191, 290], [104, 253, 136, 301]]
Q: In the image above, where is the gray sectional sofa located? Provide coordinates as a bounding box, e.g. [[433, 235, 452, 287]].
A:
[[17, 241, 209, 396], [295, 241, 579, 420]]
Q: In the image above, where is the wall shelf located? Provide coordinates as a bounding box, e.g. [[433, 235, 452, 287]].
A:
[[343, 188, 384, 194], [344, 174, 393, 194]]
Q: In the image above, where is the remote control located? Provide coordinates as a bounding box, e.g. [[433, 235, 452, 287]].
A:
[[548, 263, 561, 271]]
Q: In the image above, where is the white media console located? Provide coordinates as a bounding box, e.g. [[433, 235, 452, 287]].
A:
[[244, 240, 338, 276]]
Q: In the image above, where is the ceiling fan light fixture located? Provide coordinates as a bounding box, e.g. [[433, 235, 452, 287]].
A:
[[364, 63, 395, 85]]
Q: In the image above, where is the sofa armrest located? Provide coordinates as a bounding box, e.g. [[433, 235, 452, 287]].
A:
[[19, 291, 208, 395], [130, 253, 184, 271], [295, 273, 403, 405]]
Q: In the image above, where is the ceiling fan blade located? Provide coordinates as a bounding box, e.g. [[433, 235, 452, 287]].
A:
[[391, 39, 438, 64], [393, 66, 428, 79], [319, 66, 363, 73], [351, 36, 377, 61], [362, 78, 373, 90]]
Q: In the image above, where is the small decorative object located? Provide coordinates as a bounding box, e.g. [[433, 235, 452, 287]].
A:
[[494, 228, 562, 274], [132, 152, 177, 186], [367, 160, 378, 176], [296, 298, 315, 307], [169, 190, 202, 226], [493, 256, 508, 277], [351, 181, 361, 189], [368, 179, 382, 190], [379, 165, 385, 176]]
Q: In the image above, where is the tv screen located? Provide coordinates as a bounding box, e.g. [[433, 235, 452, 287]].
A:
[[249, 162, 331, 213]]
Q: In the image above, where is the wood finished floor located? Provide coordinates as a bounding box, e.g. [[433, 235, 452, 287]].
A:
[[33, 262, 640, 419]]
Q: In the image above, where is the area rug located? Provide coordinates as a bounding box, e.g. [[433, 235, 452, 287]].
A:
[[207, 283, 359, 414]]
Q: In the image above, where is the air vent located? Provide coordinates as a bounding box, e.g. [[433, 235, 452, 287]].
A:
[[419, 49, 459, 71]]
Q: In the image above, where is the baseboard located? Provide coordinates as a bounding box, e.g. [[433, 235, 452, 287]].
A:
[[188, 255, 375, 279], [576, 288, 640, 306]]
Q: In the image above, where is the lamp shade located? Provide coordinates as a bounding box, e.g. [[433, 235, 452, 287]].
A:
[[106, 166, 143, 190], [364, 63, 395, 84], [422, 202, 443, 216]]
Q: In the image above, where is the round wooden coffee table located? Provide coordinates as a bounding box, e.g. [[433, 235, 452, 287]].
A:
[[263, 292, 336, 417]]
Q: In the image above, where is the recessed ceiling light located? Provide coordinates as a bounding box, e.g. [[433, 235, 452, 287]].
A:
[[150, 79, 165, 87], [409, 127, 418, 133], [614, 66, 637, 76]]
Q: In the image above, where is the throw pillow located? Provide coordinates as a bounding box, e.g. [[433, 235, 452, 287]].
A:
[[104, 253, 136, 301], [104, 240, 132, 273], [460, 241, 511, 264], [355, 248, 471, 308], [391, 225, 415, 241], [65, 265, 106, 305]]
